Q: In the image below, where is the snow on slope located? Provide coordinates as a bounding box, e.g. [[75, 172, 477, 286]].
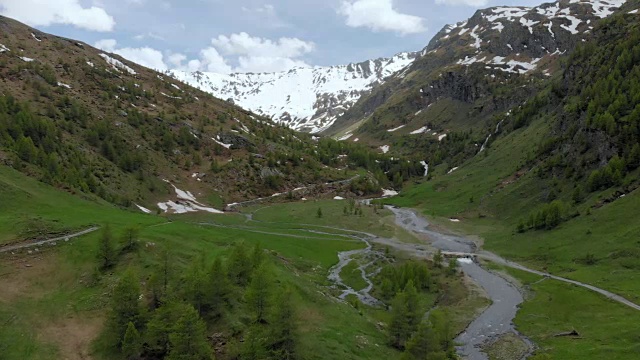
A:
[[171, 52, 417, 133], [431, 0, 627, 74], [171, 0, 625, 134]]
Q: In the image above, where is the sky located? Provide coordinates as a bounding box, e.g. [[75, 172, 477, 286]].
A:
[[0, 0, 544, 74]]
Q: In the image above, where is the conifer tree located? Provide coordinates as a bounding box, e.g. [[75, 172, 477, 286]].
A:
[[109, 270, 143, 346], [227, 243, 252, 286], [204, 256, 230, 319], [122, 322, 142, 359], [97, 224, 117, 270], [246, 263, 273, 323], [388, 281, 420, 349], [146, 302, 179, 357], [167, 304, 213, 360], [182, 257, 208, 315], [268, 288, 297, 359]]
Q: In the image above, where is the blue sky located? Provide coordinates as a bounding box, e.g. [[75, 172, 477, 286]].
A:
[[0, 0, 544, 73]]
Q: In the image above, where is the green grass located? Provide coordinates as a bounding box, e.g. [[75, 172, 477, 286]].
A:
[[488, 265, 640, 359], [340, 259, 368, 291], [0, 166, 162, 245], [0, 166, 417, 360], [387, 113, 640, 358], [250, 199, 398, 238]]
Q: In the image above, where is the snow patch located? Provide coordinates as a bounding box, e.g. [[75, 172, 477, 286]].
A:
[[379, 145, 390, 154], [31, 33, 42, 42], [338, 133, 353, 141], [447, 167, 459, 174], [387, 124, 406, 132], [212, 136, 232, 149], [19, 56, 34, 62], [420, 161, 429, 177], [99, 53, 136, 75], [0, 44, 9, 52], [334, 196, 345, 200], [457, 258, 474, 264], [449, 218, 461, 222], [135, 204, 152, 214], [519, 17, 539, 34], [157, 183, 223, 214], [410, 126, 429, 135], [57, 82, 71, 89], [382, 189, 399, 197], [438, 134, 447, 141], [560, 15, 582, 34], [161, 92, 182, 100]]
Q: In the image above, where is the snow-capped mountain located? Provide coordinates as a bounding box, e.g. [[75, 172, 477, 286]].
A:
[[327, 0, 629, 138], [171, 52, 418, 133], [424, 0, 627, 76]]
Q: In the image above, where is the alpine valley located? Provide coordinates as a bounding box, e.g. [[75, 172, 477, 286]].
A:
[[2, 0, 640, 360]]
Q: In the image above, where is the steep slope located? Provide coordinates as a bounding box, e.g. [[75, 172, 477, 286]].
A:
[[327, 0, 627, 164], [0, 15, 408, 213], [388, 6, 640, 358], [171, 52, 418, 133]]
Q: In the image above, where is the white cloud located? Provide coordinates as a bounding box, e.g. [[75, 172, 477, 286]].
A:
[[199, 47, 232, 74], [0, 0, 115, 32], [134, 32, 165, 41], [236, 56, 308, 74], [167, 53, 187, 67], [435, 0, 488, 6], [95, 39, 117, 52], [212, 32, 314, 58], [96, 32, 314, 75], [338, 0, 426, 35], [95, 39, 167, 71]]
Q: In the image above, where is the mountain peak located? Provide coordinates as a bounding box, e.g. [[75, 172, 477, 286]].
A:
[[171, 51, 419, 133]]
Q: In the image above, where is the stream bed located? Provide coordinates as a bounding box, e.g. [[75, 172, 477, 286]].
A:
[[388, 207, 531, 360]]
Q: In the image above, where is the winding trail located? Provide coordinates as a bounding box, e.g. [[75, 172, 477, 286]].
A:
[[0, 227, 100, 254]]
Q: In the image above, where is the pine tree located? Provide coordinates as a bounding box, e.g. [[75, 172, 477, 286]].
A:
[[389, 281, 420, 349], [146, 302, 179, 358], [227, 242, 252, 286], [246, 263, 273, 323], [121, 322, 142, 359], [182, 257, 208, 315], [97, 224, 117, 270], [268, 288, 297, 359], [251, 242, 264, 269], [241, 326, 268, 360], [205, 256, 229, 319], [316, 207, 323, 218], [167, 304, 213, 360], [121, 226, 139, 252], [109, 270, 143, 346]]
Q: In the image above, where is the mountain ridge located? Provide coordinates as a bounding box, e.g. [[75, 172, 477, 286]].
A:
[[171, 51, 419, 133]]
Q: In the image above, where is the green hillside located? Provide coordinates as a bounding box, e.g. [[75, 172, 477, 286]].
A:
[[387, 9, 640, 359]]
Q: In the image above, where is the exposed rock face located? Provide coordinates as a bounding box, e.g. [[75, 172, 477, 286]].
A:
[[218, 133, 253, 150], [326, 0, 628, 136]]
